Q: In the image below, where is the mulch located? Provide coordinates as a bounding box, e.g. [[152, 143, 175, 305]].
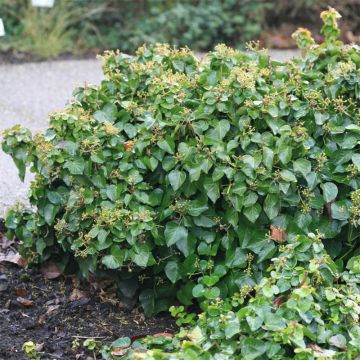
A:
[[0, 224, 176, 360]]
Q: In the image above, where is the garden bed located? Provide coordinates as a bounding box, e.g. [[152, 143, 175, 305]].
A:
[[0, 227, 176, 360]]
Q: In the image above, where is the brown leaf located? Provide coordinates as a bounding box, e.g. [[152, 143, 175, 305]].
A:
[[270, 225, 287, 243], [325, 202, 333, 219], [41, 263, 62, 279], [273, 295, 287, 308], [46, 304, 60, 314], [38, 304, 60, 324], [0, 251, 27, 267], [17, 297, 33, 307], [124, 141, 134, 152], [69, 288, 88, 302], [153, 332, 174, 338], [130, 334, 147, 342], [15, 287, 28, 297], [308, 343, 324, 353], [111, 347, 131, 356]]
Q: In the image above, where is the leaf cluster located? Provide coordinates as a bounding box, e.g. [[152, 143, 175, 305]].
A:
[[122, 235, 360, 359]]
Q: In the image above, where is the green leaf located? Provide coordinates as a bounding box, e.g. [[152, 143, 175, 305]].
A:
[[204, 286, 220, 299], [241, 338, 267, 360], [225, 312, 240, 339], [264, 313, 286, 331], [329, 334, 347, 349], [106, 184, 123, 202], [187, 198, 209, 216], [63, 158, 85, 175], [246, 316, 263, 331], [278, 145, 292, 165], [202, 275, 219, 287], [157, 136, 175, 154], [102, 247, 125, 269], [168, 170, 186, 191], [139, 289, 155, 317], [263, 147, 274, 170], [47, 191, 63, 205], [203, 178, 220, 203], [177, 282, 195, 305], [331, 201, 350, 220], [243, 204, 261, 223], [264, 194, 280, 220], [346, 256, 360, 274], [164, 221, 188, 247], [124, 123, 137, 138], [132, 250, 153, 267], [43, 204, 59, 225], [352, 153, 360, 170], [215, 120, 230, 140], [111, 337, 131, 348], [165, 261, 180, 284], [192, 284, 205, 298], [267, 104, 278, 117], [243, 192, 258, 207], [280, 169, 297, 182], [293, 159, 311, 177], [321, 182, 338, 203]]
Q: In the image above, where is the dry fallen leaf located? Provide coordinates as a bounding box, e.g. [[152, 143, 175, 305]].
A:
[[0, 251, 27, 267], [153, 332, 174, 338], [15, 287, 28, 297], [35, 343, 44, 352], [38, 304, 60, 324], [308, 343, 325, 353], [270, 225, 287, 243], [17, 297, 33, 307], [99, 288, 119, 306], [46, 304, 60, 314], [111, 347, 131, 356], [41, 263, 62, 279], [69, 288, 88, 302]]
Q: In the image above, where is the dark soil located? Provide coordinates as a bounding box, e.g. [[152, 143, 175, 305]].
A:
[[0, 233, 176, 359]]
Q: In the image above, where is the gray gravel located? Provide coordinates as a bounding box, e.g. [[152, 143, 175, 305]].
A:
[[0, 50, 299, 216]]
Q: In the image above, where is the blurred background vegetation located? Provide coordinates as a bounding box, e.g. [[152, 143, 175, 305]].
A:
[[0, 0, 360, 60]]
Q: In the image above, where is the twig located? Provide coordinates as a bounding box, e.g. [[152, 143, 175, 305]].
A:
[[30, 285, 51, 293], [71, 335, 106, 339], [299, 272, 308, 287]]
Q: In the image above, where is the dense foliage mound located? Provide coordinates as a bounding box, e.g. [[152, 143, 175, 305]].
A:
[[2, 8, 360, 358]]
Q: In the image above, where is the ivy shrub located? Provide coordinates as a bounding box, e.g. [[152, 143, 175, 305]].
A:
[[118, 234, 360, 359], [2, 8, 360, 328]]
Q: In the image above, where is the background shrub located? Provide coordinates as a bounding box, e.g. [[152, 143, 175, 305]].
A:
[[1, 0, 360, 59], [88, 0, 269, 52], [0, 0, 104, 59]]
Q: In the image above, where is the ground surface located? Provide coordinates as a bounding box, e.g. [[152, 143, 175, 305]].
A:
[[0, 59, 103, 217], [0, 50, 299, 217], [0, 232, 176, 359]]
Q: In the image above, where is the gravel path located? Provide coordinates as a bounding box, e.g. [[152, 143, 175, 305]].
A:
[[0, 50, 299, 216], [0, 59, 103, 216]]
